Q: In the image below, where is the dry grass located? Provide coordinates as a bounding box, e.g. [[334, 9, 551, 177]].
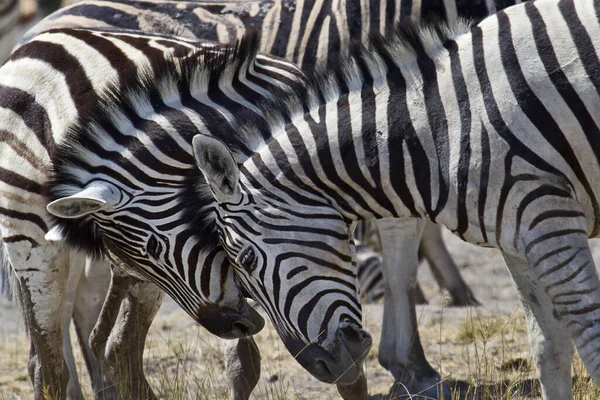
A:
[[2, 231, 600, 399], [0, 301, 596, 400]]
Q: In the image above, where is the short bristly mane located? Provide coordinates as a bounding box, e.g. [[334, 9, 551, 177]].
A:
[[234, 17, 476, 156]]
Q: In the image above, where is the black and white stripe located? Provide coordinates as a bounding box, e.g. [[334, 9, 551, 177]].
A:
[[190, 0, 600, 397], [1, 0, 520, 396], [27, 0, 502, 305], [0, 28, 278, 398]]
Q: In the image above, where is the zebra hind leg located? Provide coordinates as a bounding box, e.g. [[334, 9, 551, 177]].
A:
[[72, 258, 117, 400], [503, 253, 573, 400], [419, 222, 479, 306], [514, 212, 600, 399]]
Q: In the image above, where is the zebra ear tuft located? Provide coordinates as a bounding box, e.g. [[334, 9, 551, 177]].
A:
[[47, 181, 121, 219], [44, 225, 65, 242], [192, 134, 240, 204]]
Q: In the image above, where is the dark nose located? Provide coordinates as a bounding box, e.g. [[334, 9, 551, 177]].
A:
[[282, 321, 372, 385], [195, 302, 265, 339]]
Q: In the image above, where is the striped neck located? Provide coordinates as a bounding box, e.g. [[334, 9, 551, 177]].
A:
[[242, 22, 470, 224]]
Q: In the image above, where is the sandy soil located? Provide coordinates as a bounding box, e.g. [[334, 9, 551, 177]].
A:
[[1, 230, 598, 399]]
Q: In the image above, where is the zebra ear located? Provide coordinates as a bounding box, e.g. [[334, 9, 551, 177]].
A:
[[46, 181, 121, 219], [192, 134, 240, 204]]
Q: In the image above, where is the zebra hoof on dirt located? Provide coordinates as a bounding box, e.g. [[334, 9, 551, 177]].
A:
[[388, 365, 451, 400]]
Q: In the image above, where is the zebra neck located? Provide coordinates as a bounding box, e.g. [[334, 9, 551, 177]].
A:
[[251, 57, 457, 225]]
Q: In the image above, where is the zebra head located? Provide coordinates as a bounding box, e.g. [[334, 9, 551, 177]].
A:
[[191, 134, 371, 385], [44, 165, 264, 340]]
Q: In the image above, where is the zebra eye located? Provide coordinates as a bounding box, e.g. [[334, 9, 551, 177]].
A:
[[239, 247, 257, 271], [146, 235, 162, 259]]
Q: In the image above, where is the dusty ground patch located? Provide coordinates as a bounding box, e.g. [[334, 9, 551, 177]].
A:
[[1, 230, 599, 399]]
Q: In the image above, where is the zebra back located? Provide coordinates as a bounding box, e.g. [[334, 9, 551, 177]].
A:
[[24, 0, 517, 70]]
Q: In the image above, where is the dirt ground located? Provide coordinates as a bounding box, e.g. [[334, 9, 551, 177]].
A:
[[1, 230, 599, 399]]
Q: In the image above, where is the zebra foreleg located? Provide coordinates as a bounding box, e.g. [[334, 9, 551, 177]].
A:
[[5, 240, 70, 399], [72, 258, 116, 400], [90, 266, 163, 400], [223, 336, 261, 400], [336, 368, 368, 400], [62, 251, 86, 400], [375, 218, 451, 398]]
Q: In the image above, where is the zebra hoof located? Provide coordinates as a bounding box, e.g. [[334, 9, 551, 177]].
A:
[[387, 364, 451, 399]]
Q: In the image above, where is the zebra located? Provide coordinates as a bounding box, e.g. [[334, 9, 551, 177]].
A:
[[353, 218, 478, 305], [18, 1, 501, 398], [11, 2, 524, 398], [188, 0, 600, 398], [0, 30, 274, 399]]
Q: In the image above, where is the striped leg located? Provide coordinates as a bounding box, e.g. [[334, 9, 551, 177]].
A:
[[376, 218, 450, 398], [503, 253, 573, 400], [4, 241, 70, 399], [514, 207, 600, 398]]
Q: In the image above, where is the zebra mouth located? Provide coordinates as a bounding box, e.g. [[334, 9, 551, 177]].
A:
[[282, 323, 372, 385], [193, 303, 265, 339]]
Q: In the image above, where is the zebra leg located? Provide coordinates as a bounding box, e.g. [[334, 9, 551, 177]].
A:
[[515, 212, 600, 398], [90, 267, 163, 400], [63, 251, 86, 400], [5, 241, 70, 399], [502, 253, 573, 400], [419, 222, 478, 306], [413, 282, 427, 305], [223, 337, 261, 400], [72, 258, 117, 400], [375, 218, 450, 398]]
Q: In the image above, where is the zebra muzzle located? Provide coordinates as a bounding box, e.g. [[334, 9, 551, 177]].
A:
[[285, 321, 372, 385], [195, 302, 265, 339]]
